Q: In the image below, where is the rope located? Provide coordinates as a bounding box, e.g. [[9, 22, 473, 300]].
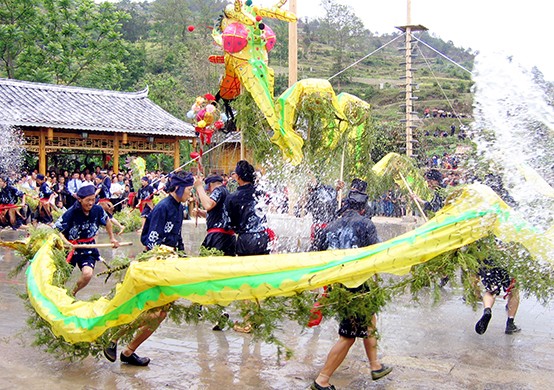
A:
[[412, 36, 474, 75], [416, 44, 467, 130], [327, 33, 406, 81]]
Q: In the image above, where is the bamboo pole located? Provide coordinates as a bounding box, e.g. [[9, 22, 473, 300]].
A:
[[68, 242, 133, 249], [398, 172, 427, 221], [337, 145, 345, 209]]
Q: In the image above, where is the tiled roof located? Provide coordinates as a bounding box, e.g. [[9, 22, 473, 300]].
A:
[[0, 78, 195, 137]]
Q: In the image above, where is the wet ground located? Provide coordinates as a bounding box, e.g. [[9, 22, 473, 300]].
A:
[[1, 229, 554, 390]]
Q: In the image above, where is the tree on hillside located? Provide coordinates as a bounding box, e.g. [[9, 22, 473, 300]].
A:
[[145, 0, 224, 98], [0, 0, 40, 79], [114, 0, 152, 42], [318, 0, 366, 87], [1, 0, 132, 88], [267, 19, 289, 68], [298, 18, 320, 60]]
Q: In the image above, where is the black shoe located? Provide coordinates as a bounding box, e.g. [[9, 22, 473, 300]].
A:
[[120, 352, 150, 366], [371, 365, 393, 380], [103, 341, 117, 362], [212, 312, 230, 331], [505, 322, 521, 334], [475, 310, 492, 335], [310, 381, 336, 390]]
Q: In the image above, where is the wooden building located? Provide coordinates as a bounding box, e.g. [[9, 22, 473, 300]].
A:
[[0, 78, 197, 174]]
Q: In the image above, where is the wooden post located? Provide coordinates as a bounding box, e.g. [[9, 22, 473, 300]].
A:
[[396, 0, 427, 159], [405, 26, 413, 158], [174, 139, 181, 169], [240, 129, 244, 160], [39, 128, 46, 174], [398, 171, 428, 221], [337, 145, 345, 209], [288, 0, 298, 87], [113, 133, 120, 174]]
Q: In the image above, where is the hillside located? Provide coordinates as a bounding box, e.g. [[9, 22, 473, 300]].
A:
[[272, 25, 476, 163]]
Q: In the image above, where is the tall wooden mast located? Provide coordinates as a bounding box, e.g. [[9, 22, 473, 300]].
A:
[[288, 0, 298, 86], [396, 0, 427, 157]]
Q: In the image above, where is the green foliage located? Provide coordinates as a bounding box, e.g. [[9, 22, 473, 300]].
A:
[[24, 295, 109, 361], [11, 227, 554, 363], [198, 245, 224, 257], [8, 226, 62, 277], [320, 277, 390, 326], [235, 91, 278, 164], [113, 208, 142, 232], [6, 0, 131, 87]]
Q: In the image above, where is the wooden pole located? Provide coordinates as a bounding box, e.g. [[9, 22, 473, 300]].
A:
[[240, 129, 245, 160], [113, 133, 120, 174], [288, 0, 298, 87], [68, 242, 133, 249], [405, 25, 413, 158], [337, 145, 345, 209], [39, 128, 46, 174], [174, 139, 181, 169], [398, 171, 427, 221]]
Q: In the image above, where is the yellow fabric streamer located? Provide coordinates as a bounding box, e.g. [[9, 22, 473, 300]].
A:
[[15, 184, 553, 343]]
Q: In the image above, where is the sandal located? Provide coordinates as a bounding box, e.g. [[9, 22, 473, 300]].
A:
[[233, 323, 252, 333]]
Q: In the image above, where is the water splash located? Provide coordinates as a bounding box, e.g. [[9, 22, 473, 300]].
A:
[[471, 51, 554, 230], [0, 125, 25, 175]]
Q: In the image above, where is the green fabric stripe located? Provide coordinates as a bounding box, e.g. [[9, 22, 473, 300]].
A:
[[28, 207, 496, 331], [277, 84, 296, 136]]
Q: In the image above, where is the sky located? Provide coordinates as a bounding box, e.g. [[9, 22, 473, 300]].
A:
[[254, 0, 554, 80]]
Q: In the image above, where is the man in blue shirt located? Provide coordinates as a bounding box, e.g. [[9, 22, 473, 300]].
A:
[[137, 176, 155, 232], [104, 171, 194, 367], [0, 175, 26, 229], [54, 185, 119, 296], [193, 174, 236, 256], [35, 174, 56, 225], [225, 160, 271, 256], [66, 171, 82, 208], [311, 181, 392, 390]]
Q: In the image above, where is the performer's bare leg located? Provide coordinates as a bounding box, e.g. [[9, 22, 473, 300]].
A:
[[73, 265, 93, 296]]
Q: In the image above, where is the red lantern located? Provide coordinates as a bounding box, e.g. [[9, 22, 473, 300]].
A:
[[187, 25, 195, 32], [190, 151, 200, 160], [222, 23, 249, 53]]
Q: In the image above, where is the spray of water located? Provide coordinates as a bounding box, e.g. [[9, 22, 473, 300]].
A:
[[471, 51, 554, 230], [0, 125, 25, 175]]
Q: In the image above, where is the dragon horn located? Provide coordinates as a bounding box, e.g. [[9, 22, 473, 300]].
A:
[[256, 6, 297, 22], [255, 0, 297, 22], [225, 0, 255, 26]]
